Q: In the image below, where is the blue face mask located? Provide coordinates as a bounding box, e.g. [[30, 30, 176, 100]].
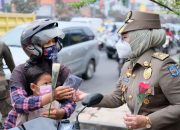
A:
[[43, 45, 58, 61]]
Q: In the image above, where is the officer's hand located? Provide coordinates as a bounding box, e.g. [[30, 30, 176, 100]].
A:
[[42, 108, 65, 119], [123, 113, 146, 129], [73, 89, 88, 102], [54, 86, 74, 100]]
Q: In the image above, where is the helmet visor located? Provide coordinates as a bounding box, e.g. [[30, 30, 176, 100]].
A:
[[32, 27, 65, 46]]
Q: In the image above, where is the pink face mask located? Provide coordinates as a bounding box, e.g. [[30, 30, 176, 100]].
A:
[[39, 84, 52, 96]]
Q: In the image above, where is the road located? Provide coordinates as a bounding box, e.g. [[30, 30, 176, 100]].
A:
[[70, 51, 120, 121], [78, 51, 119, 106]]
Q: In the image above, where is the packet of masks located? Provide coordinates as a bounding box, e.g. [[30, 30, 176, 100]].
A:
[[63, 74, 82, 90]]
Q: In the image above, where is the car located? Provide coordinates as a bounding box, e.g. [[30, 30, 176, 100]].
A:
[[71, 17, 103, 34], [1, 21, 100, 80]]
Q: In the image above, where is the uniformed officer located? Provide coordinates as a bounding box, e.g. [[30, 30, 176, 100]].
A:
[[0, 42, 15, 125], [76, 11, 180, 130]]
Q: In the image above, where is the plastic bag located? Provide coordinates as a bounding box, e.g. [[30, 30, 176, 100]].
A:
[[63, 74, 82, 90]]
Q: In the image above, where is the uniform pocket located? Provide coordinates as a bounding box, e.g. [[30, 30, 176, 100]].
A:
[[0, 97, 12, 117]]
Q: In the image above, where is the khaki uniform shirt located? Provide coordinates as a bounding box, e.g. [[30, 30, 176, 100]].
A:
[[0, 42, 15, 119], [96, 49, 180, 130]]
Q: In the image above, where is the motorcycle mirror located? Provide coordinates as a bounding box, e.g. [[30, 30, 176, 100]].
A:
[[82, 93, 103, 107]]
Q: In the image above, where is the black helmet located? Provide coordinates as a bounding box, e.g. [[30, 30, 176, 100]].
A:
[[21, 19, 65, 59]]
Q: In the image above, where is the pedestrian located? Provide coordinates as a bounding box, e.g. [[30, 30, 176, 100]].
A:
[[0, 42, 15, 125], [3, 19, 76, 129], [76, 11, 180, 130]]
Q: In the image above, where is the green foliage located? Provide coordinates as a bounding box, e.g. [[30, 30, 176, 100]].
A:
[[67, 0, 96, 9], [11, 0, 39, 13], [2, 3, 11, 12], [153, 0, 180, 15]]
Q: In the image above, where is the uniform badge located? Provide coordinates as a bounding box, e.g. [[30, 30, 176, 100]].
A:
[[126, 68, 132, 78], [128, 95, 133, 100], [132, 74, 136, 78], [122, 77, 129, 83], [167, 65, 179, 77], [152, 52, 169, 61], [121, 96, 125, 103], [145, 88, 152, 95], [143, 98, 150, 105], [143, 68, 152, 80], [143, 61, 150, 67], [120, 84, 128, 92]]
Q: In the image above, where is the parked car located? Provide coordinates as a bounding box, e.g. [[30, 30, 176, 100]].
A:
[[1, 21, 100, 80]]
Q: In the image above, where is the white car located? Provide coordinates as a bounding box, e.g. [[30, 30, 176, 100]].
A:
[[1, 21, 100, 80]]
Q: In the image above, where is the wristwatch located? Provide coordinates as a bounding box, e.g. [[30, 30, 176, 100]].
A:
[[145, 116, 152, 128]]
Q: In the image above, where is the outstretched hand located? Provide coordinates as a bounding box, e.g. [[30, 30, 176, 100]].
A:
[[73, 89, 88, 102]]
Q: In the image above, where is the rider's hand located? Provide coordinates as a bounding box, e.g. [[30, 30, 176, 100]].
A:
[[42, 108, 65, 119], [54, 86, 74, 101], [73, 90, 88, 102]]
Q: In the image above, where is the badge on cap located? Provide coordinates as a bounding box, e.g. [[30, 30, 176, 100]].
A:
[[167, 65, 179, 77], [118, 24, 127, 34], [125, 11, 132, 22], [117, 11, 132, 34]]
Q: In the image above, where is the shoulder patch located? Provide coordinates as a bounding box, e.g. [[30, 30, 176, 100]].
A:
[[152, 52, 169, 61], [167, 64, 179, 77]]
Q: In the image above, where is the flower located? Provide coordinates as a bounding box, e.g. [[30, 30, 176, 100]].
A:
[[134, 82, 151, 114], [137, 82, 151, 104], [139, 82, 150, 94]]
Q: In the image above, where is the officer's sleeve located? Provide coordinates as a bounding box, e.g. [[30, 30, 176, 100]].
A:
[[148, 58, 180, 129], [2, 43, 15, 72], [93, 79, 124, 108]]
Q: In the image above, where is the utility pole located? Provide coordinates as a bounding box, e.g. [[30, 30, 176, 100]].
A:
[[104, 0, 110, 17]]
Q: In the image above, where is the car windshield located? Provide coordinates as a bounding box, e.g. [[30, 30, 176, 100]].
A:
[[0, 24, 28, 47]]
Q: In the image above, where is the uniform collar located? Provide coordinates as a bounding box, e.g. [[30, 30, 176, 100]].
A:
[[131, 49, 155, 69]]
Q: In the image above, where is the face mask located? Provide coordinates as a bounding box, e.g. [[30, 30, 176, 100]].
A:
[[39, 84, 52, 96], [115, 39, 132, 58], [43, 45, 58, 61]]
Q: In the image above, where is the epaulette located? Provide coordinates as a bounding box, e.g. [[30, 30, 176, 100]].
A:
[[152, 52, 169, 61]]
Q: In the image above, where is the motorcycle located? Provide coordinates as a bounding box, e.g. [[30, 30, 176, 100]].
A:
[[6, 93, 103, 130]]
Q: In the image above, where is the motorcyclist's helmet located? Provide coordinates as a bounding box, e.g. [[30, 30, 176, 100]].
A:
[[21, 19, 65, 59]]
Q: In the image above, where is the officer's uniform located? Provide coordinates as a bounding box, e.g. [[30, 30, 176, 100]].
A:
[[95, 11, 180, 130], [0, 42, 15, 124]]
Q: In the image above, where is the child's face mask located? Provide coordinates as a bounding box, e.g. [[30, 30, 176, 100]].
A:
[[39, 84, 52, 96]]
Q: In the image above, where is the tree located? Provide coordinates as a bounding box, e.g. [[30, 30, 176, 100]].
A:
[[67, 0, 96, 9], [150, 0, 180, 15], [11, 0, 39, 13]]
